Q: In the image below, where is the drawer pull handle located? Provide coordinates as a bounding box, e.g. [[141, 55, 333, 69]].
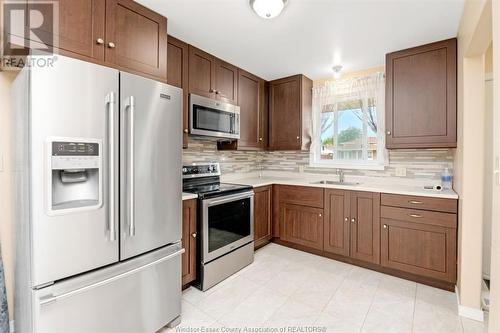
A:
[[408, 213, 423, 218], [408, 200, 423, 205]]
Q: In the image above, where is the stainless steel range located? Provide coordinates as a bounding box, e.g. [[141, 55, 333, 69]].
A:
[[183, 163, 254, 291]]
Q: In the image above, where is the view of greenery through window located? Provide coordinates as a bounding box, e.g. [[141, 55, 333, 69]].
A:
[[320, 99, 378, 162]]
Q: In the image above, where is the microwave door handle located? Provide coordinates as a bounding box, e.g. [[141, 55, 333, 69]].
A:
[[106, 92, 117, 242], [125, 96, 136, 237]]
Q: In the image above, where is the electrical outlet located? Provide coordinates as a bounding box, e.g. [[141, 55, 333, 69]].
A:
[[298, 165, 305, 173], [395, 166, 407, 177]]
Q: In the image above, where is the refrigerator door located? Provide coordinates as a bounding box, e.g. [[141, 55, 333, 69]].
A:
[[120, 72, 183, 260], [34, 244, 183, 333], [29, 55, 119, 287]]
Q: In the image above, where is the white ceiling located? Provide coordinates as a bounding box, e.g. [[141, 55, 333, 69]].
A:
[[137, 0, 465, 81]]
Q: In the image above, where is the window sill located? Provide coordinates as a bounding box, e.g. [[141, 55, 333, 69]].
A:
[[308, 162, 386, 171]]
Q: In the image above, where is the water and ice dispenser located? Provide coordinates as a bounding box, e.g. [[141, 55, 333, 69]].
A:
[[48, 139, 102, 213]]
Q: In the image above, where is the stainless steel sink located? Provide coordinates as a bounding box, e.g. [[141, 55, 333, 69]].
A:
[[311, 180, 360, 186]]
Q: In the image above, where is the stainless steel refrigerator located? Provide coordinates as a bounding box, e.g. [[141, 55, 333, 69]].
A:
[[11, 55, 183, 333]]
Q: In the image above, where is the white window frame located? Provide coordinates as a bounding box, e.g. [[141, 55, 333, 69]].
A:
[[310, 94, 387, 170]]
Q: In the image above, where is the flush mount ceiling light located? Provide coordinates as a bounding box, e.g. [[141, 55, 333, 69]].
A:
[[332, 65, 343, 79], [250, 0, 288, 19]]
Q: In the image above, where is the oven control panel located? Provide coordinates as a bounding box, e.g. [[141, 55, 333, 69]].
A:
[[182, 163, 221, 178]]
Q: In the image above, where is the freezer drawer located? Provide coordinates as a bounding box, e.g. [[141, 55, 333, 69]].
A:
[[33, 244, 183, 333]]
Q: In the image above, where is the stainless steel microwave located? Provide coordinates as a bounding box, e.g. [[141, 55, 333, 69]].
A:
[[189, 94, 240, 139]]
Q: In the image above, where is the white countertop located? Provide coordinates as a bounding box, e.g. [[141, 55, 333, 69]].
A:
[[221, 172, 458, 199], [182, 193, 198, 201]]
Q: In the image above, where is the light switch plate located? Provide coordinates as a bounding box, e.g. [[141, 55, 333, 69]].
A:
[[395, 166, 407, 177]]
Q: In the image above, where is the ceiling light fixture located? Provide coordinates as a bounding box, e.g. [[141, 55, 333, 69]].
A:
[[332, 65, 343, 79], [250, 0, 288, 19]]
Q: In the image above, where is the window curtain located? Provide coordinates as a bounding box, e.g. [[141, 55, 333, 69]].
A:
[[310, 72, 386, 165]]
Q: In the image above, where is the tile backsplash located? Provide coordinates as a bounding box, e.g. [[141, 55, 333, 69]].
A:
[[183, 137, 454, 180]]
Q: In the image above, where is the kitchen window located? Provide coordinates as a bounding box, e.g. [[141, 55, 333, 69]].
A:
[[310, 73, 386, 169]]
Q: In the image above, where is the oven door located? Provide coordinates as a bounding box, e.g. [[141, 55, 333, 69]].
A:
[[189, 94, 240, 139], [202, 191, 254, 263]]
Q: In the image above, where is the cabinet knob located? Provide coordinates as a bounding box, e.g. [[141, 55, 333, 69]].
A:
[[259, 137, 263, 141], [386, 131, 391, 135], [215, 90, 220, 95], [192, 233, 197, 238], [351, 218, 356, 223], [184, 129, 189, 133], [296, 136, 300, 140], [107, 42, 116, 48], [319, 214, 322, 217], [344, 217, 349, 222], [96, 38, 104, 45], [210, 89, 215, 93], [383, 224, 388, 229]]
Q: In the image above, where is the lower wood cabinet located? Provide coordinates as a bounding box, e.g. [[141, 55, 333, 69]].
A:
[[182, 199, 197, 286], [380, 219, 457, 283], [273, 186, 458, 289], [323, 190, 380, 264], [254, 186, 272, 248], [281, 203, 324, 251]]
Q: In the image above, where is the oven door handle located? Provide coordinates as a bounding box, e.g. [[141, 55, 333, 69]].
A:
[[203, 191, 254, 207]]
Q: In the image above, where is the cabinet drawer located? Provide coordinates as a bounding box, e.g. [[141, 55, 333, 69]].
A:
[[381, 193, 457, 213], [381, 218, 456, 283], [381, 206, 456, 229], [278, 185, 324, 208]]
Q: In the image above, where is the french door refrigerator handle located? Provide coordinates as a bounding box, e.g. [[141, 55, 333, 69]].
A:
[[125, 96, 136, 237], [106, 92, 117, 242]]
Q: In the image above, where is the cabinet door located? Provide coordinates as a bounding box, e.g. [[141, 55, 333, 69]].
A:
[[167, 36, 189, 148], [105, 0, 167, 80], [26, 0, 105, 60], [182, 199, 197, 285], [269, 76, 302, 150], [282, 204, 324, 250], [189, 46, 216, 99], [214, 59, 238, 104], [238, 70, 266, 149], [381, 218, 456, 283], [386, 38, 456, 148], [254, 186, 272, 248], [350, 192, 380, 264], [323, 190, 350, 257]]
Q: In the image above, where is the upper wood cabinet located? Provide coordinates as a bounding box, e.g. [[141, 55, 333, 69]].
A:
[[237, 69, 267, 150], [188, 46, 238, 104], [167, 35, 189, 148], [323, 189, 380, 265], [269, 75, 312, 151], [386, 38, 457, 149], [105, 0, 167, 80], [27, 0, 106, 60], [189, 46, 215, 98], [254, 186, 272, 249], [25, 0, 168, 81]]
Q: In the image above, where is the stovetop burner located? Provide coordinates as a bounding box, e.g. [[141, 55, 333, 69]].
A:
[[182, 163, 253, 199]]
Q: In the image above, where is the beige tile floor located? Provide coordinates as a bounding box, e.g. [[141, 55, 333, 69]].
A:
[[160, 243, 488, 333]]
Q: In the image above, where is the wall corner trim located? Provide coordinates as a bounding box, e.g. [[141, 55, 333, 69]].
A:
[[455, 286, 485, 322]]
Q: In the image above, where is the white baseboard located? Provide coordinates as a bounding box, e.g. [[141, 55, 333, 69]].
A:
[[455, 286, 485, 322], [10, 320, 14, 333]]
